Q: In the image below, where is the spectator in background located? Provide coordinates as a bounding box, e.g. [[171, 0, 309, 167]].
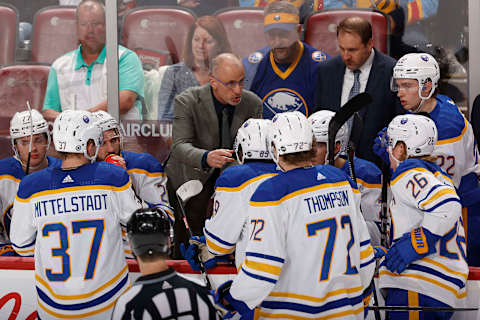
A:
[[157, 16, 232, 121], [315, 16, 402, 166], [164, 53, 262, 258], [243, 1, 328, 119], [42, 0, 144, 122]]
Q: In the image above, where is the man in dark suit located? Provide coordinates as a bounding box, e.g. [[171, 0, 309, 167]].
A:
[[165, 53, 262, 257], [315, 16, 403, 166]]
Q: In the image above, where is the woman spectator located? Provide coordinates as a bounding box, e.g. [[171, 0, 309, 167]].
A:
[[157, 16, 232, 120]]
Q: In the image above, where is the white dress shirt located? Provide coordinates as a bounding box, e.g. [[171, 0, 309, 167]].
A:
[[341, 49, 375, 107]]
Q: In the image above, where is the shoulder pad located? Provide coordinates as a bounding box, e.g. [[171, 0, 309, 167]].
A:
[[247, 52, 264, 64], [312, 51, 327, 62]]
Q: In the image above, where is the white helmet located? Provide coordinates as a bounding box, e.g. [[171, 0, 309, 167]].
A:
[[391, 53, 440, 105], [309, 110, 348, 157], [10, 109, 51, 159], [233, 119, 272, 164], [387, 114, 437, 159], [269, 111, 312, 167], [92, 110, 120, 132], [53, 110, 104, 162]]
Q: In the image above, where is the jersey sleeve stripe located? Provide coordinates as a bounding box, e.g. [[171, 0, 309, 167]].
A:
[[417, 184, 442, 205], [204, 228, 235, 247], [206, 237, 235, 255], [244, 259, 282, 276], [356, 178, 381, 189], [35, 265, 128, 300], [379, 270, 466, 299], [421, 257, 468, 281], [360, 257, 375, 269], [422, 198, 462, 213], [0, 174, 20, 182], [127, 168, 165, 177], [16, 182, 132, 202], [408, 263, 465, 289], [13, 247, 34, 255], [36, 274, 128, 310], [12, 238, 36, 249], [246, 252, 285, 263], [240, 267, 277, 284], [419, 189, 458, 208], [216, 173, 277, 192], [360, 246, 373, 260], [250, 181, 350, 207], [360, 239, 371, 247], [436, 118, 468, 145], [37, 298, 117, 319], [433, 171, 455, 186], [257, 305, 364, 319], [268, 286, 363, 303]]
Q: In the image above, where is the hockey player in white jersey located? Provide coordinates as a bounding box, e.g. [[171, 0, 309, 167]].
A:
[[214, 111, 375, 319], [378, 114, 468, 320], [374, 52, 480, 264], [182, 119, 279, 271], [0, 109, 60, 256], [10, 110, 142, 319], [309, 110, 383, 246]]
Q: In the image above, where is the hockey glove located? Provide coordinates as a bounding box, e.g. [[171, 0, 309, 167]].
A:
[[384, 227, 439, 273], [213, 280, 255, 318], [373, 0, 397, 14], [373, 246, 387, 259], [373, 127, 390, 166], [180, 236, 218, 271], [0, 243, 16, 256]]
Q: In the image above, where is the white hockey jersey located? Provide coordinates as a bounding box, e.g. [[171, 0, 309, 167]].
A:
[[430, 94, 480, 188], [229, 165, 375, 319], [341, 156, 383, 246], [378, 159, 468, 308], [10, 162, 142, 319], [204, 161, 278, 269], [0, 156, 60, 254]]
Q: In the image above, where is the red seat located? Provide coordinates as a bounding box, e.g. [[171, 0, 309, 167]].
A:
[[121, 7, 196, 64], [0, 4, 17, 65], [305, 9, 389, 57], [31, 6, 77, 64], [0, 64, 50, 119], [215, 8, 266, 59], [132, 47, 171, 70]]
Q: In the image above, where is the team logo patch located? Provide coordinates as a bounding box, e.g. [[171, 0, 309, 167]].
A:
[[243, 122, 249, 128], [264, 89, 307, 116], [420, 55, 429, 62], [83, 115, 90, 123], [248, 52, 263, 64], [312, 51, 327, 62], [400, 118, 408, 124]]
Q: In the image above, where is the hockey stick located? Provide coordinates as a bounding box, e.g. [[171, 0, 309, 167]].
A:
[[328, 92, 372, 165], [370, 305, 478, 312], [25, 101, 33, 175], [176, 180, 214, 290]]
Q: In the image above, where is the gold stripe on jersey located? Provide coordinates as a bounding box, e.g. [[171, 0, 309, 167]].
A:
[[16, 181, 132, 202], [269, 286, 363, 303], [379, 270, 467, 299], [250, 181, 350, 207], [356, 178, 381, 189], [37, 297, 117, 319], [360, 246, 374, 260], [216, 173, 277, 192], [35, 264, 128, 300], [206, 237, 234, 254], [436, 118, 468, 145], [433, 171, 455, 186], [0, 174, 20, 182], [127, 168, 165, 177], [245, 259, 282, 276], [419, 189, 458, 208], [270, 41, 304, 80], [421, 258, 468, 281], [257, 305, 364, 319], [15, 247, 34, 254]]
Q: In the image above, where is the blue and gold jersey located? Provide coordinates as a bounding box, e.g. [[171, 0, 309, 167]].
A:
[[10, 162, 142, 319], [229, 165, 374, 318], [243, 41, 328, 119]]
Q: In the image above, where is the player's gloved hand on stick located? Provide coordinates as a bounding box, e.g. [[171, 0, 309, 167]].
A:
[[384, 227, 439, 273], [373, 127, 390, 166], [212, 280, 255, 318], [373, 246, 387, 259], [180, 236, 217, 271]]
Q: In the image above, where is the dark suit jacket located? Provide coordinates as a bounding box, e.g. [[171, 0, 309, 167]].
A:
[[165, 83, 263, 190], [315, 48, 403, 165]]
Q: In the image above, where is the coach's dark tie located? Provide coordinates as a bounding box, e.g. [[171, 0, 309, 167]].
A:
[[346, 69, 361, 133], [221, 108, 231, 148]]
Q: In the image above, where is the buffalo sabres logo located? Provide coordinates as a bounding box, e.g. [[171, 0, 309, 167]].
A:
[[420, 55, 429, 62], [248, 52, 263, 64], [264, 89, 307, 117], [400, 118, 408, 124], [312, 51, 327, 62], [83, 115, 90, 123]]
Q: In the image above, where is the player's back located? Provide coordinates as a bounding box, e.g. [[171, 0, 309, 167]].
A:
[[239, 165, 372, 319], [11, 161, 141, 319]]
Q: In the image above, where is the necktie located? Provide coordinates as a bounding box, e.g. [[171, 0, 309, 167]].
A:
[[221, 108, 232, 149], [346, 69, 361, 133]]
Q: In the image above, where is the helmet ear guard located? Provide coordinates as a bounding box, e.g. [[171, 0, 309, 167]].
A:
[[234, 119, 273, 164]]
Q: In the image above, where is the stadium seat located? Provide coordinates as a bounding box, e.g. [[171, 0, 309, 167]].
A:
[[215, 7, 266, 59], [121, 7, 196, 64], [0, 3, 18, 66], [31, 6, 77, 64], [305, 9, 389, 57], [0, 64, 50, 120]]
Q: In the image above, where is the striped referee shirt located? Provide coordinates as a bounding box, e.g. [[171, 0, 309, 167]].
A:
[[112, 268, 219, 319]]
